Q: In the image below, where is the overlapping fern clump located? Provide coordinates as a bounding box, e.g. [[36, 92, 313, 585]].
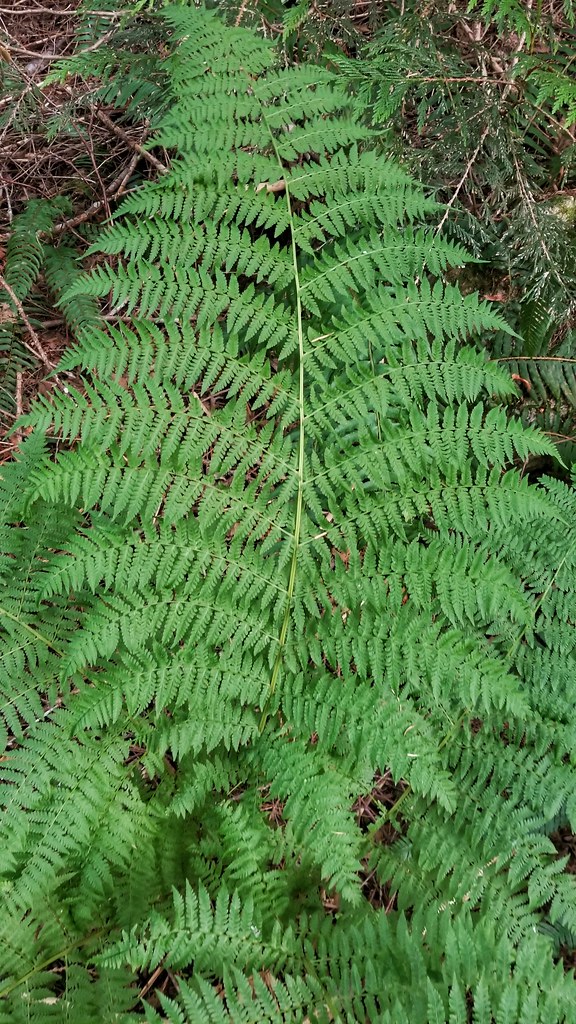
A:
[[1, 5, 576, 1021]]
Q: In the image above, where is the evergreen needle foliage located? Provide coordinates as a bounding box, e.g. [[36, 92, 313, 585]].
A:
[[1, 4, 576, 1021]]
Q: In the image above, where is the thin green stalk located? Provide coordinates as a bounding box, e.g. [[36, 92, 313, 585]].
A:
[[0, 929, 108, 1000], [259, 116, 306, 733], [0, 605, 63, 656]]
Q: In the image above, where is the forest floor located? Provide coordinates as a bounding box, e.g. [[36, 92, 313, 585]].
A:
[[0, 0, 162, 450]]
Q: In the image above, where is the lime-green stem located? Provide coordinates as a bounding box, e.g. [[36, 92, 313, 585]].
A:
[[0, 929, 108, 1000], [259, 123, 306, 734], [0, 605, 63, 656]]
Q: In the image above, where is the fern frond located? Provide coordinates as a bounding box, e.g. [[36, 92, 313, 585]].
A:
[[530, 67, 576, 128], [1, 4, 576, 1020], [0, 200, 70, 411]]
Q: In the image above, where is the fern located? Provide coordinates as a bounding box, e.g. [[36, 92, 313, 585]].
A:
[[339, 1, 576, 472], [43, 0, 171, 123], [0, 199, 69, 413], [1, 3, 576, 1021], [530, 67, 576, 128], [467, 0, 574, 33], [466, 0, 533, 33]]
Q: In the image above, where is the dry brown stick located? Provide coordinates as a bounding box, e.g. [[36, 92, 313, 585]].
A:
[[0, 4, 80, 13], [434, 124, 490, 236], [0, 28, 115, 62], [0, 274, 55, 370], [52, 126, 148, 236], [51, 145, 143, 236], [2, 183, 12, 224], [109, 147, 141, 198], [435, 2, 533, 238], [235, 0, 250, 27], [405, 74, 504, 86], [94, 109, 169, 175], [0, 4, 120, 13], [107, 138, 142, 195], [13, 370, 23, 443], [512, 151, 553, 266], [50, 198, 108, 236], [83, 113, 112, 221]]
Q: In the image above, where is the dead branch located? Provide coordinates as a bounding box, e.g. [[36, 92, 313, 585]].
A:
[[94, 109, 169, 176], [0, 275, 56, 370]]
